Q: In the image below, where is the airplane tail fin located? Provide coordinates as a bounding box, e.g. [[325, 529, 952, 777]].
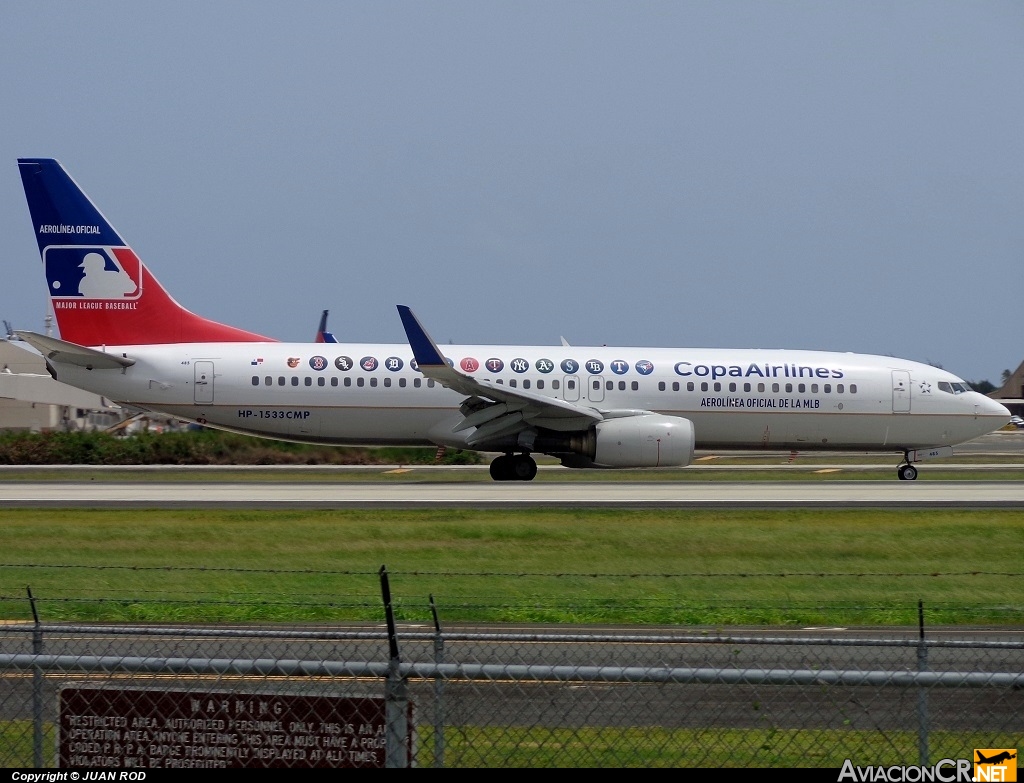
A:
[[17, 158, 274, 346], [315, 309, 338, 343]]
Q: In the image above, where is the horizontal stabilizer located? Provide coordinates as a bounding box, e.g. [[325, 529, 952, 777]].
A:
[[14, 331, 135, 370]]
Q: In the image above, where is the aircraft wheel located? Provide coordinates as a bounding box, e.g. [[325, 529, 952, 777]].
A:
[[512, 454, 538, 482], [489, 455, 512, 481], [897, 464, 918, 481]]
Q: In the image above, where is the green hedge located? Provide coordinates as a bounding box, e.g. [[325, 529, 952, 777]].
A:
[[0, 429, 481, 465]]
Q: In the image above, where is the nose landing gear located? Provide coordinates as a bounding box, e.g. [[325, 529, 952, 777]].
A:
[[489, 453, 538, 481]]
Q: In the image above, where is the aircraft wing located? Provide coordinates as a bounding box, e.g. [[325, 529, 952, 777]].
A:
[[397, 306, 603, 446], [14, 331, 135, 370]]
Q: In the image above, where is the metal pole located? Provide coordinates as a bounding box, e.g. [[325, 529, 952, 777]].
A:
[[430, 594, 445, 768], [917, 600, 929, 766], [28, 587, 43, 769], [379, 566, 409, 768]]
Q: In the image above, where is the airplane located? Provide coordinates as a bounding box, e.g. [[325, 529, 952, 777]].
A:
[[315, 310, 338, 344], [13, 158, 1011, 481], [976, 751, 1016, 765]]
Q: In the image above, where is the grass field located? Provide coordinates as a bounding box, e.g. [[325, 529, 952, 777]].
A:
[[0, 507, 1020, 626]]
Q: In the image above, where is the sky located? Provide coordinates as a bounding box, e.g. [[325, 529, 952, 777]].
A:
[[1, 2, 1022, 384]]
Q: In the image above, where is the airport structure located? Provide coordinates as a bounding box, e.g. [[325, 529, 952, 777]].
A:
[[0, 338, 120, 432], [989, 360, 1024, 418]]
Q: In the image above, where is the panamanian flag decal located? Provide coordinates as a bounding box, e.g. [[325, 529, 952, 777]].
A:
[[43, 246, 142, 300]]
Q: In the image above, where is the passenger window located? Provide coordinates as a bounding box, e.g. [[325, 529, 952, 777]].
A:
[[658, 381, 666, 391], [837, 384, 844, 393], [798, 383, 805, 393], [619, 381, 626, 391], [414, 378, 421, 388], [370, 378, 378, 387], [757, 383, 765, 393], [428, 379, 435, 388], [688, 382, 695, 392], [714, 382, 722, 392], [824, 384, 831, 393], [594, 380, 601, 390], [606, 381, 613, 390], [743, 383, 751, 392], [850, 384, 857, 393], [291, 377, 299, 386], [728, 383, 736, 392], [318, 377, 325, 387], [811, 384, 818, 393], [510, 379, 517, 388], [304, 377, 312, 386], [785, 383, 792, 393], [251, 376, 259, 386], [523, 380, 531, 389], [631, 381, 639, 391], [278, 377, 285, 386], [552, 380, 560, 390], [344, 377, 351, 387], [537, 380, 544, 389], [383, 378, 391, 387], [331, 377, 338, 387], [357, 377, 364, 387], [567, 380, 576, 390], [672, 382, 679, 392], [772, 383, 779, 393], [399, 378, 406, 387], [264, 376, 272, 386]]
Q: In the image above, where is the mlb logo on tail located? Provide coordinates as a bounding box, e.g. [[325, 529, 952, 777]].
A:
[[45, 246, 141, 300]]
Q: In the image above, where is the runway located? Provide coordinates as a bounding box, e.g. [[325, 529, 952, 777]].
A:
[[2, 478, 1023, 508]]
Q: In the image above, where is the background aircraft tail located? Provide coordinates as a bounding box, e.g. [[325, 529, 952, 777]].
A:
[[18, 158, 274, 346]]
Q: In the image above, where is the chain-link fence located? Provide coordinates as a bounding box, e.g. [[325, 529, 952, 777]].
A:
[[1, 618, 1021, 768]]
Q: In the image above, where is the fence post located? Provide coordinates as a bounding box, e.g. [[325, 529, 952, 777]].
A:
[[430, 594, 445, 768], [917, 600, 929, 766], [27, 586, 43, 769], [379, 565, 410, 768]]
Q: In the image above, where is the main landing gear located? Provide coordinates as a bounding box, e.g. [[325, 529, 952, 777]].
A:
[[897, 453, 918, 481], [489, 453, 538, 482]]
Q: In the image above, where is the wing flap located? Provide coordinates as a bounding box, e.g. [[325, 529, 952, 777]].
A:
[[397, 305, 603, 439]]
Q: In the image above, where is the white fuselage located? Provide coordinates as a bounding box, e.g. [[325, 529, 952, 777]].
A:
[[49, 341, 1009, 453]]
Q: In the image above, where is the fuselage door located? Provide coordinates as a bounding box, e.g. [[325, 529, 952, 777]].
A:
[[564, 375, 580, 402], [589, 375, 605, 403], [892, 370, 911, 413], [194, 361, 214, 404]]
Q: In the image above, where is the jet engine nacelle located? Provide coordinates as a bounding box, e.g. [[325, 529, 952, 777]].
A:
[[591, 414, 695, 468]]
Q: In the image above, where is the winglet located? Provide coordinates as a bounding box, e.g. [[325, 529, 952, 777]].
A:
[[397, 305, 447, 368]]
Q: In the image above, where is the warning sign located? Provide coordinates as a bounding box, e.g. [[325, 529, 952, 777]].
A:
[[59, 687, 413, 768]]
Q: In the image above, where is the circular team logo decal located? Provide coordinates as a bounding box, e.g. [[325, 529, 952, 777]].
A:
[[510, 358, 529, 373], [410, 359, 419, 371], [287, 357, 300, 368], [610, 360, 629, 375], [334, 356, 353, 371], [309, 355, 328, 371], [535, 358, 554, 373], [360, 356, 378, 371], [485, 358, 504, 373], [385, 356, 404, 372], [460, 357, 479, 372], [635, 360, 654, 375], [561, 358, 579, 374], [585, 359, 604, 374]]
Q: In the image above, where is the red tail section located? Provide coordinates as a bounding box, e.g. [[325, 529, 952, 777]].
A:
[[19, 159, 275, 346]]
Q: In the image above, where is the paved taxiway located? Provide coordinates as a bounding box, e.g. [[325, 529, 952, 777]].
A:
[[1, 478, 1023, 508]]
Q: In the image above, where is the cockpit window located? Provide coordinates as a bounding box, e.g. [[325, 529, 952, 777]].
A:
[[938, 381, 971, 395]]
